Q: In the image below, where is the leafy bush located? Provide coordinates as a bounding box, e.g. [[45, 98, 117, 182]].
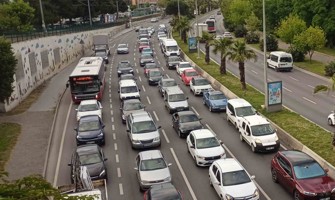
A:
[[245, 32, 260, 44], [324, 61, 335, 76], [259, 34, 278, 51], [233, 25, 247, 38], [288, 46, 305, 62]]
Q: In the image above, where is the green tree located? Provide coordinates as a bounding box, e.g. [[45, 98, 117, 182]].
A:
[[227, 40, 257, 90], [276, 14, 307, 46], [265, 0, 293, 31], [165, 0, 190, 17], [245, 12, 260, 33], [212, 38, 233, 75], [0, 0, 35, 32], [293, 26, 326, 62], [314, 75, 335, 94], [173, 16, 191, 44], [199, 31, 215, 64], [226, 0, 252, 28], [0, 37, 17, 103]]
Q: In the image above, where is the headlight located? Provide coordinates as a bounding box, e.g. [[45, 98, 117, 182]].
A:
[[129, 69, 133, 72], [225, 194, 234, 200], [122, 114, 125, 120], [303, 191, 317, 196], [153, 137, 160, 142], [98, 132, 104, 137], [99, 170, 106, 177], [255, 139, 262, 144], [253, 189, 259, 197], [274, 135, 279, 141], [149, 78, 153, 81], [140, 61, 144, 63], [132, 139, 141, 144], [196, 155, 205, 159]]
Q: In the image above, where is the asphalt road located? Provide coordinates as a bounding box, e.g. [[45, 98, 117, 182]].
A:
[[44, 16, 297, 200]]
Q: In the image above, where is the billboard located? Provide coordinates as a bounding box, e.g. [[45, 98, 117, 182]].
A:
[[188, 37, 197, 52], [268, 81, 282, 106]]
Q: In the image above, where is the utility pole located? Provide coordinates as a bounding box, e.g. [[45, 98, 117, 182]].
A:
[[88, 0, 92, 26], [177, 0, 180, 19], [195, 0, 200, 58], [262, 0, 268, 110], [39, 0, 47, 32], [116, 0, 119, 21]]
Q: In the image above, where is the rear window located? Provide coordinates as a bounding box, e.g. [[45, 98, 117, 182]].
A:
[[280, 57, 292, 62]]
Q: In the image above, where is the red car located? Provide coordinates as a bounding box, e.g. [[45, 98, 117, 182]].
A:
[[181, 69, 199, 86], [271, 150, 335, 200], [144, 63, 159, 77], [139, 42, 150, 52]]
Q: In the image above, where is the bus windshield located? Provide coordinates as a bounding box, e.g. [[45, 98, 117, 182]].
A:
[[206, 21, 215, 27], [70, 77, 100, 94]]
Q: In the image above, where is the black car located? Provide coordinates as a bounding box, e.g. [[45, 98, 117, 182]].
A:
[[117, 60, 134, 77], [172, 111, 203, 138], [69, 144, 107, 182], [166, 56, 181, 70], [94, 49, 109, 64], [147, 69, 163, 85], [75, 115, 105, 146], [139, 54, 154, 67], [144, 183, 183, 200]]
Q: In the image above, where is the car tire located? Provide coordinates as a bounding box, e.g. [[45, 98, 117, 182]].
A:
[[294, 190, 301, 200], [193, 156, 199, 167], [271, 168, 278, 183], [239, 133, 244, 142], [209, 176, 213, 187], [328, 118, 334, 126]]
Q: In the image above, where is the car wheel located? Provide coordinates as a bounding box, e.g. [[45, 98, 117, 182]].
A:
[[328, 118, 334, 126], [275, 67, 279, 72], [294, 191, 301, 200], [251, 144, 256, 153], [193, 156, 198, 167], [239, 133, 244, 142], [271, 168, 278, 183], [234, 122, 238, 130]]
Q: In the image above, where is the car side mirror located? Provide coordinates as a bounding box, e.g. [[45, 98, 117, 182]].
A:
[[157, 126, 162, 129], [250, 175, 255, 179], [190, 145, 195, 149], [75, 108, 78, 111], [126, 129, 130, 132], [134, 167, 138, 170], [325, 168, 329, 173], [104, 158, 108, 161], [168, 163, 172, 167], [219, 140, 223, 145], [66, 83, 69, 88]]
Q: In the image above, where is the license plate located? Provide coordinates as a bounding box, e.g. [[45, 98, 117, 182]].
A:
[[87, 141, 95, 144], [266, 147, 274, 150]]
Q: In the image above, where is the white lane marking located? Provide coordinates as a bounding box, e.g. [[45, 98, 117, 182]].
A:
[[112, 125, 115, 130], [332, 95, 335, 98], [162, 67, 165, 71], [289, 76, 298, 81], [109, 89, 111, 93], [110, 104, 113, 109], [142, 85, 146, 92], [109, 77, 111, 81], [117, 167, 122, 177], [111, 117, 114, 123], [119, 183, 124, 195], [307, 84, 314, 88], [191, 106, 200, 116], [109, 85, 111, 89], [156, 56, 159, 59], [153, 111, 159, 121], [147, 96, 151, 104], [109, 99, 112, 103], [162, 129, 170, 143], [112, 44, 115, 48], [115, 154, 119, 163], [251, 70, 258, 74], [205, 124, 214, 132], [111, 110, 113, 115], [166, 74, 170, 78], [53, 102, 73, 187], [113, 133, 116, 140], [133, 52, 136, 57], [104, 179, 109, 199], [303, 97, 316, 104], [170, 148, 197, 200], [158, 60, 161, 65], [139, 76, 142, 82], [109, 94, 111, 98], [136, 68, 139, 73], [114, 143, 118, 151], [134, 63, 137, 67], [283, 87, 292, 93]]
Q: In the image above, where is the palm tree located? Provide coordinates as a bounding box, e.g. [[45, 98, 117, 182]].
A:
[[313, 75, 335, 94], [227, 40, 257, 90], [199, 31, 215, 64], [212, 38, 233, 75], [173, 16, 191, 44]]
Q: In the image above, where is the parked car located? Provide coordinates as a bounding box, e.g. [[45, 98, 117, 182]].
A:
[[158, 78, 179, 97], [172, 111, 203, 138], [117, 43, 129, 54], [166, 56, 181, 70], [271, 150, 335, 200], [181, 69, 199, 86], [147, 69, 163, 86], [142, 47, 154, 56], [144, 183, 183, 200], [76, 99, 102, 121], [176, 62, 193, 75], [135, 150, 172, 191], [186, 129, 226, 166], [117, 60, 134, 77], [202, 90, 227, 112], [209, 158, 259, 200], [189, 77, 213, 96], [140, 54, 155, 67], [327, 111, 334, 126], [69, 144, 107, 182], [75, 115, 105, 146], [144, 63, 159, 77], [120, 99, 145, 123]]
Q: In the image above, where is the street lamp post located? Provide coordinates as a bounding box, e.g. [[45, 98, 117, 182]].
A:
[[177, 0, 180, 19], [195, 0, 200, 58], [39, 0, 47, 32], [88, 0, 92, 26], [262, 0, 268, 110]]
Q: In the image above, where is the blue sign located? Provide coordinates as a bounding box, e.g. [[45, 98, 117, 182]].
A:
[[268, 81, 282, 105], [188, 37, 197, 52]]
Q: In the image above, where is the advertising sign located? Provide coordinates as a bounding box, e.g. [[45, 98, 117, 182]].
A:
[[268, 81, 282, 106], [188, 37, 197, 52]]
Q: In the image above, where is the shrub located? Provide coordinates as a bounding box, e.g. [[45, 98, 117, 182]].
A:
[[324, 61, 335, 77], [245, 32, 260, 44], [233, 25, 247, 38], [288, 46, 305, 62], [259, 34, 278, 51]]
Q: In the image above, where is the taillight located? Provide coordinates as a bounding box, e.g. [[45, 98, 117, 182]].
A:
[[143, 191, 148, 200]]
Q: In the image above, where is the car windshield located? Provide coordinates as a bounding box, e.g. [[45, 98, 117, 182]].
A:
[[179, 114, 199, 123], [251, 124, 274, 136], [95, 51, 106, 56], [118, 44, 127, 48], [121, 86, 138, 93], [167, 46, 178, 51], [162, 80, 177, 87], [280, 57, 292, 62], [221, 170, 251, 186], [145, 63, 157, 69], [79, 153, 102, 165], [143, 49, 152, 52], [179, 63, 191, 68], [132, 121, 157, 133], [169, 94, 186, 102], [78, 104, 98, 112], [196, 137, 220, 149], [141, 54, 152, 59], [294, 161, 326, 179], [124, 102, 144, 111], [169, 57, 180, 62], [235, 106, 256, 117], [195, 79, 209, 85], [185, 71, 198, 76], [210, 93, 226, 100], [149, 71, 162, 77], [140, 158, 167, 171], [78, 120, 100, 131]]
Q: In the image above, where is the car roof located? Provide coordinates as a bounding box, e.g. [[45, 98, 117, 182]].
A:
[[179, 61, 190, 64], [215, 158, 244, 173], [131, 111, 152, 122], [139, 150, 163, 160], [207, 90, 224, 96], [227, 98, 252, 107], [270, 51, 292, 57], [79, 115, 100, 122], [191, 129, 215, 139], [79, 99, 98, 105], [165, 87, 184, 94], [242, 115, 269, 126], [280, 150, 315, 166], [119, 79, 137, 87], [149, 183, 180, 199], [76, 144, 100, 156], [176, 110, 196, 116]]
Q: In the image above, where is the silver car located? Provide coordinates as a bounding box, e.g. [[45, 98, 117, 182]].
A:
[[135, 150, 172, 191], [158, 78, 179, 97], [120, 99, 145, 123], [117, 43, 129, 54]]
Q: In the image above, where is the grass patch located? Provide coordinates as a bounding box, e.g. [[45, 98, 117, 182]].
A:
[[174, 32, 335, 165], [0, 123, 21, 172], [5, 81, 48, 116], [294, 60, 326, 76], [318, 47, 335, 57]]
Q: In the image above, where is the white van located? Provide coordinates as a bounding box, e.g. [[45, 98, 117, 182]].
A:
[[226, 99, 257, 129], [238, 115, 280, 152], [164, 87, 189, 114], [119, 79, 140, 100], [267, 51, 293, 72], [161, 39, 180, 57]]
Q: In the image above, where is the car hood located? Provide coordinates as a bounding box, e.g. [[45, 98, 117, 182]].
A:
[[140, 168, 171, 182], [180, 121, 203, 131], [149, 76, 162, 80], [168, 100, 188, 108], [195, 146, 225, 157], [77, 111, 101, 120], [209, 99, 227, 106], [297, 176, 335, 193], [224, 181, 257, 198], [84, 162, 105, 178], [78, 129, 101, 138], [168, 61, 180, 66], [131, 130, 159, 141]]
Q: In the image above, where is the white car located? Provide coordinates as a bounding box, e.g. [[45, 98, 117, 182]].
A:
[[176, 62, 193, 75], [328, 112, 335, 126], [209, 158, 260, 200], [76, 100, 102, 121], [190, 77, 213, 96], [150, 18, 158, 23], [186, 129, 226, 167]]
